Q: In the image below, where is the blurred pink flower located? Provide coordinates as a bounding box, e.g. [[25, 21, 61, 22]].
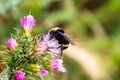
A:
[[36, 33, 60, 56], [41, 69, 48, 77], [15, 71, 26, 80], [7, 38, 18, 51], [21, 15, 36, 35], [50, 59, 66, 72]]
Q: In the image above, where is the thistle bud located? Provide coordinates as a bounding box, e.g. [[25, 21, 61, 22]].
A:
[[15, 71, 26, 80], [41, 69, 48, 77], [29, 64, 40, 72], [7, 38, 18, 51], [21, 15, 36, 36]]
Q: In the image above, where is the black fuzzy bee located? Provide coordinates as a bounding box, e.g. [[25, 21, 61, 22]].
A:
[[49, 27, 75, 58]]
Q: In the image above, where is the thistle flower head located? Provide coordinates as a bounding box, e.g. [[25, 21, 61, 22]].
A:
[[36, 33, 60, 56], [41, 69, 48, 77], [7, 38, 18, 51], [15, 71, 26, 80], [50, 59, 66, 72], [36, 42, 48, 55], [5, 15, 69, 79], [47, 39, 61, 56], [21, 15, 36, 36]]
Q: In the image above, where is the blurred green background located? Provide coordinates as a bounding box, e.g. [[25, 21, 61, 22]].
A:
[[0, 0, 120, 80]]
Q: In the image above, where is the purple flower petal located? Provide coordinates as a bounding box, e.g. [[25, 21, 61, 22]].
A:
[[15, 71, 26, 80], [49, 48, 61, 55], [21, 15, 36, 33], [47, 39, 60, 48], [41, 69, 48, 77], [7, 38, 18, 51], [50, 59, 66, 72], [43, 33, 51, 42], [36, 42, 48, 55]]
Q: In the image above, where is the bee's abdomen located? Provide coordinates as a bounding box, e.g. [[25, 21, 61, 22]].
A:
[[62, 44, 69, 50]]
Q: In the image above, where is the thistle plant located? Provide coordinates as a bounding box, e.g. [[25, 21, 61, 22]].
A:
[[0, 15, 71, 80]]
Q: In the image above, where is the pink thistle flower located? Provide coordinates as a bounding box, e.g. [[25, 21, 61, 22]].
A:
[[36, 33, 60, 56], [41, 69, 48, 77], [36, 42, 48, 55], [7, 38, 18, 51], [15, 71, 26, 80], [47, 39, 61, 55], [21, 15, 36, 36], [50, 59, 66, 72]]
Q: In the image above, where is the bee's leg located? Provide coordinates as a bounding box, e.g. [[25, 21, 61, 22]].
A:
[[60, 44, 63, 59], [57, 44, 63, 59]]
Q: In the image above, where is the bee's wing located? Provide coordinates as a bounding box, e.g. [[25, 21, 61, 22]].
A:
[[58, 32, 75, 45]]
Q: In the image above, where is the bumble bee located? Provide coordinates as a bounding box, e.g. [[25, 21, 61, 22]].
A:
[[49, 27, 75, 58]]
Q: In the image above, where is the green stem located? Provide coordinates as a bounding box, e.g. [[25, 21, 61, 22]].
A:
[[38, 72, 45, 80]]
